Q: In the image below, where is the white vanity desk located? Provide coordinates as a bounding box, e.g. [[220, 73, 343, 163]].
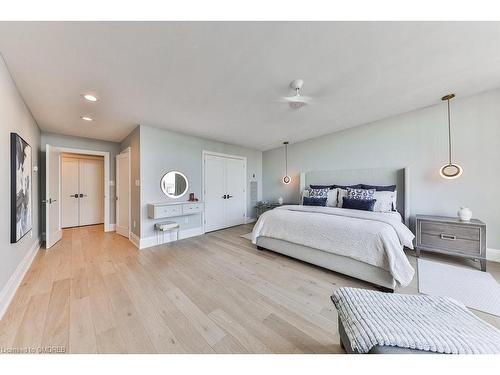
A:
[[147, 201, 204, 219]]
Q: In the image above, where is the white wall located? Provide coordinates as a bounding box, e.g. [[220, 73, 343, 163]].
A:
[[262, 88, 500, 249], [139, 125, 262, 242], [0, 56, 41, 314]]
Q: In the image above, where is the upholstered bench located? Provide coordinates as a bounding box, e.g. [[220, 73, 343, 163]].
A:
[[331, 287, 500, 354]]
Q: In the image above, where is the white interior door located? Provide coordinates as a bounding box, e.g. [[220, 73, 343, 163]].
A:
[[115, 151, 130, 238], [225, 158, 246, 227], [204, 154, 227, 232], [61, 157, 79, 228], [79, 159, 104, 226], [45, 144, 62, 248], [204, 153, 246, 232]]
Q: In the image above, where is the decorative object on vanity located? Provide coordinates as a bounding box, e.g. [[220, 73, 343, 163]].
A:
[[278, 79, 312, 109], [332, 287, 500, 354], [457, 206, 472, 221], [160, 170, 188, 198], [418, 258, 500, 317], [10, 133, 32, 243], [282, 141, 291, 184], [188, 192, 199, 202], [148, 201, 204, 219], [416, 214, 486, 271], [439, 94, 463, 179], [154, 221, 180, 244], [277, 196, 283, 205]]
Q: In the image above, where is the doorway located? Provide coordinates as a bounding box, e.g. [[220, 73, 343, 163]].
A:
[[115, 148, 131, 238], [44, 145, 111, 249], [203, 151, 247, 232], [61, 153, 104, 228]]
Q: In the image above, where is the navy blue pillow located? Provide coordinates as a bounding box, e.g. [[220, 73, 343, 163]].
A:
[[360, 184, 396, 192], [310, 184, 334, 190], [342, 197, 376, 211], [303, 197, 328, 207], [332, 184, 363, 190]]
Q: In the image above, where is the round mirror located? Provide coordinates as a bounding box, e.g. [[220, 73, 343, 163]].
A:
[[439, 163, 463, 179], [160, 171, 189, 198]]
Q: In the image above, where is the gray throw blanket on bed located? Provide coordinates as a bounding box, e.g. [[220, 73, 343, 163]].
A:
[[331, 287, 500, 354]]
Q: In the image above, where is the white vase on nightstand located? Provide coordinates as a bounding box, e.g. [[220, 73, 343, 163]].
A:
[[457, 207, 472, 221], [278, 197, 284, 205]]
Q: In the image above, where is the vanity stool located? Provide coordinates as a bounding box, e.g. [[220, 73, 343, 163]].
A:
[[155, 221, 180, 245]]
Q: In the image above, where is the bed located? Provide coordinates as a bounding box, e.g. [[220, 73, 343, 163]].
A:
[[252, 167, 415, 291]]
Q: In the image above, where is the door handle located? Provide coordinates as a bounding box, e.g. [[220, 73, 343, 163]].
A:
[[79, 194, 87, 198], [71, 194, 78, 198], [222, 195, 227, 199], [227, 195, 234, 199]]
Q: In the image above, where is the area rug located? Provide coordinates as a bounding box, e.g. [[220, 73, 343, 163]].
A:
[[240, 232, 253, 240], [418, 258, 500, 317]]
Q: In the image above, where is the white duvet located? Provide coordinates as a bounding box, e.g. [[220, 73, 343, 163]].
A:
[[252, 205, 415, 286]]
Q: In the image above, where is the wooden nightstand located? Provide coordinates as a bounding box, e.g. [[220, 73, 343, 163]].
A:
[[415, 215, 487, 271], [255, 202, 292, 218]]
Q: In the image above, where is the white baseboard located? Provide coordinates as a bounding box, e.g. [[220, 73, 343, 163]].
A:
[[487, 248, 500, 263], [0, 239, 41, 320], [105, 223, 116, 232], [245, 217, 257, 224], [129, 232, 140, 249], [139, 227, 204, 250]]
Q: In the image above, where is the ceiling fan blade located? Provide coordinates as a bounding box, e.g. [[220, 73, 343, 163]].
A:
[[279, 95, 313, 103]]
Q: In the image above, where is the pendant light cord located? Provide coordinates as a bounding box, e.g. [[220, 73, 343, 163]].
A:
[[285, 143, 288, 175], [447, 98, 452, 165]]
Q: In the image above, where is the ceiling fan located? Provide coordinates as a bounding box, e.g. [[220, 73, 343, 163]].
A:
[[279, 79, 313, 109]]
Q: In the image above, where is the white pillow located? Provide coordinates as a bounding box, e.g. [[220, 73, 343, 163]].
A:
[[337, 189, 348, 207], [373, 190, 396, 212], [327, 188, 339, 207]]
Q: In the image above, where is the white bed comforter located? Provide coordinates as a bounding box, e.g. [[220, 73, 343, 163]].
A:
[[252, 205, 415, 286]]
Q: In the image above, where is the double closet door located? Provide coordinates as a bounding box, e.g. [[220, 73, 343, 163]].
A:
[[61, 156, 104, 228], [204, 153, 246, 232]]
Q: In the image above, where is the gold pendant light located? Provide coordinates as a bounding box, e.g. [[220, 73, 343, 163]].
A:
[[439, 94, 463, 179], [282, 141, 291, 184]]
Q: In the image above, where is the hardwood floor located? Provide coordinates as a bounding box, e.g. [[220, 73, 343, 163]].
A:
[[1, 223, 499, 353]]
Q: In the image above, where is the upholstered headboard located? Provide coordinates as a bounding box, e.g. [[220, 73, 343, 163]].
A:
[[299, 167, 410, 225]]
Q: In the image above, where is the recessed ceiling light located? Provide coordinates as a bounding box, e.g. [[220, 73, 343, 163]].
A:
[[81, 116, 93, 122], [83, 94, 98, 102]]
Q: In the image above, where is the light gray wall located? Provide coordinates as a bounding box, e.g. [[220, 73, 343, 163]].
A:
[[120, 126, 140, 237], [140, 125, 262, 239], [0, 56, 41, 293], [263, 88, 500, 249], [40, 132, 121, 224]]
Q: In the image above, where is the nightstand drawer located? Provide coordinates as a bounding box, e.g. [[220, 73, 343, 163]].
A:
[[420, 221, 480, 241], [419, 232, 480, 255]]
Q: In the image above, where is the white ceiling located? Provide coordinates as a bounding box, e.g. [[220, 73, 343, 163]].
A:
[[1, 22, 500, 151]]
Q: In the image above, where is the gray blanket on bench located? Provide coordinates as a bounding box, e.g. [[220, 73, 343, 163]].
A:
[[331, 287, 500, 354]]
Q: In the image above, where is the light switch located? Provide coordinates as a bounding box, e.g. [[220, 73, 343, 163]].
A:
[[135, 180, 140, 186], [110, 180, 115, 186]]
